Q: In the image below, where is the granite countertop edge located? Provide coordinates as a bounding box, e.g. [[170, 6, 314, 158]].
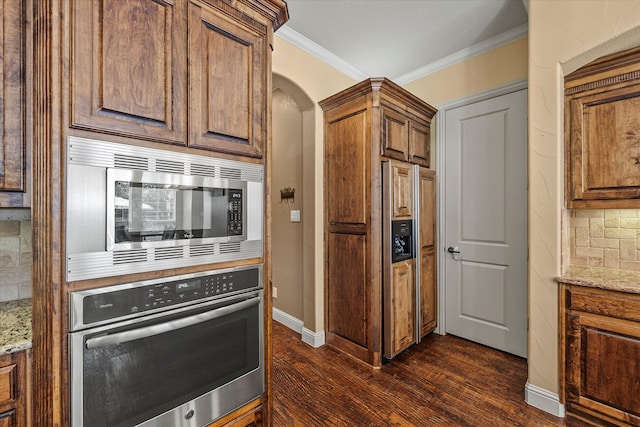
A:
[[0, 298, 32, 356], [556, 265, 640, 294]]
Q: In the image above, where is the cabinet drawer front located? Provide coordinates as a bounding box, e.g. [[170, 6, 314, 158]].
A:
[[0, 363, 16, 405], [568, 287, 640, 322]]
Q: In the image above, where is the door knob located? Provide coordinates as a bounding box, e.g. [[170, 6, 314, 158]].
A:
[[447, 246, 460, 254]]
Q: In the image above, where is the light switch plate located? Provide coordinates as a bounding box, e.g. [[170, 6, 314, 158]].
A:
[[290, 210, 301, 222]]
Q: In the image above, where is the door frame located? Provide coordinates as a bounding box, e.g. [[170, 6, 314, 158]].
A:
[[435, 78, 528, 336]]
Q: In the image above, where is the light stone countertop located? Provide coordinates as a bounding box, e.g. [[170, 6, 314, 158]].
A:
[[557, 266, 640, 294], [0, 298, 32, 355]]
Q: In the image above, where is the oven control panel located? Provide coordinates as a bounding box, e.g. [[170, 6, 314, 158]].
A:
[[70, 265, 262, 330]]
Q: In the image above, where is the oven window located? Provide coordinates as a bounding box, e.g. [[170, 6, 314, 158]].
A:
[[81, 301, 260, 427], [114, 180, 243, 245]]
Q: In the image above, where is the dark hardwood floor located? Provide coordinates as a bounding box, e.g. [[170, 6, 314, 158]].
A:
[[272, 321, 567, 426]]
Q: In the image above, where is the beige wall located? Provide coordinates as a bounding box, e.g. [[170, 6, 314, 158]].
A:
[[529, 0, 640, 395], [272, 37, 357, 331], [272, 88, 304, 320], [404, 37, 528, 107]]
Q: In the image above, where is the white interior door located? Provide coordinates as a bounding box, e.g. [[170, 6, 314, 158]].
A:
[[443, 89, 528, 358]]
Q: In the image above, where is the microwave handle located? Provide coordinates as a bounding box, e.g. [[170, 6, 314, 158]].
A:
[[85, 296, 260, 349]]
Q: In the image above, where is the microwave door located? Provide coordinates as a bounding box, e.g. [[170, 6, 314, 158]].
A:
[[206, 188, 229, 238], [176, 189, 192, 239]]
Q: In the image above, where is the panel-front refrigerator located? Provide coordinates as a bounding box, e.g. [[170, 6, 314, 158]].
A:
[[382, 160, 437, 360]]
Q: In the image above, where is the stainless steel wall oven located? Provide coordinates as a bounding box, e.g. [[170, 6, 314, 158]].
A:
[[66, 137, 264, 281], [69, 265, 264, 427]]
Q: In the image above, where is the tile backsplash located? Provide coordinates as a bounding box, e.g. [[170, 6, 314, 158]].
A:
[[0, 210, 32, 302], [570, 209, 640, 270]]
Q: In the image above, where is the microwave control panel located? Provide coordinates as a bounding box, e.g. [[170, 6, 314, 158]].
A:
[[228, 189, 244, 236]]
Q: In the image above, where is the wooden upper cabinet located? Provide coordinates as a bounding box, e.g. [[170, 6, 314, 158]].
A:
[[391, 161, 412, 219], [409, 121, 431, 167], [380, 93, 435, 167], [381, 105, 409, 162], [71, 0, 187, 145], [565, 46, 640, 208], [0, 0, 30, 207], [188, 1, 267, 158]]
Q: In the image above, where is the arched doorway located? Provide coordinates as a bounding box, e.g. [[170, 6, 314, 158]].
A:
[[271, 74, 321, 345]]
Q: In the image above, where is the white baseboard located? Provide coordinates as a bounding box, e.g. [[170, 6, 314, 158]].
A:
[[525, 382, 566, 418], [272, 308, 303, 333], [302, 327, 325, 348], [272, 308, 325, 348]]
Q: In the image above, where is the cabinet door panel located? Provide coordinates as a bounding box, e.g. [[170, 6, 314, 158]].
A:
[[419, 250, 436, 337], [390, 260, 414, 355], [327, 232, 368, 348], [188, 2, 266, 158], [565, 307, 640, 424], [583, 327, 640, 416], [326, 110, 368, 225], [418, 168, 435, 247], [409, 121, 431, 167], [71, 0, 186, 144], [0, 0, 28, 206], [381, 107, 408, 161], [568, 86, 640, 202], [418, 168, 436, 337], [392, 162, 412, 219]]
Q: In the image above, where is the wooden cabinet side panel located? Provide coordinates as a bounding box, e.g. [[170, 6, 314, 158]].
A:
[[327, 232, 369, 348], [409, 121, 431, 167], [71, 0, 187, 144], [325, 109, 369, 225], [391, 162, 412, 219], [188, 2, 266, 158], [0, 0, 28, 205]]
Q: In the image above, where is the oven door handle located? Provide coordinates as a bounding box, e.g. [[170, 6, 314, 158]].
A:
[[84, 296, 260, 349]]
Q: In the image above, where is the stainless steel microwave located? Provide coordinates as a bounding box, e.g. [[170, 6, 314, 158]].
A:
[[66, 137, 264, 281]]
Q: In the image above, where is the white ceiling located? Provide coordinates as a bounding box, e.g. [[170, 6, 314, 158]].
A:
[[278, 0, 529, 84]]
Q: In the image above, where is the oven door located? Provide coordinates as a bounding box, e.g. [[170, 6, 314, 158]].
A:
[[70, 291, 264, 427]]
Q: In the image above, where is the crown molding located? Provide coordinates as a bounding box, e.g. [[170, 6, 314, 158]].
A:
[[276, 22, 528, 86], [395, 23, 528, 84], [276, 25, 369, 81]]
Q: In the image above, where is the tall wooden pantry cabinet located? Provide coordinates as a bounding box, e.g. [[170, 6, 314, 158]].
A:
[[320, 78, 437, 367]]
